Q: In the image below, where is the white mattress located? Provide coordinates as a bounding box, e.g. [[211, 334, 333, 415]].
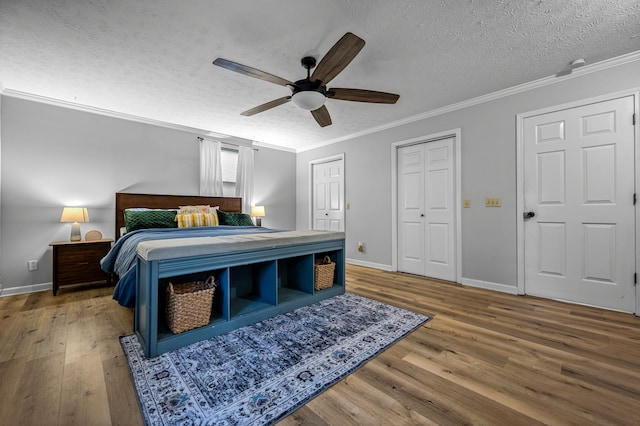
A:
[[136, 230, 345, 261]]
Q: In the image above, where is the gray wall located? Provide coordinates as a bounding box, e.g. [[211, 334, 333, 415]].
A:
[[253, 145, 296, 230], [297, 58, 640, 289], [0, 96, 296, 291], [2, 57, 637, 293], [0, 93, 2, 292]]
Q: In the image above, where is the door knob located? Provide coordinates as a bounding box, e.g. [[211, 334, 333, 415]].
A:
[[523, 211, 535, 219], [420, 214, 424, 217]]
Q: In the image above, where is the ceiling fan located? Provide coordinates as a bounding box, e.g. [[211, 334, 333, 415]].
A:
[[212, 32, 400, 127]]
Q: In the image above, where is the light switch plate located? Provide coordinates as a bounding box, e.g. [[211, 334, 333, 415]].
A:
[[485, 197, 502, 207]]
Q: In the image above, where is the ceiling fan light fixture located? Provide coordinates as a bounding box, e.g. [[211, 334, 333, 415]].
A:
[[292, 90, 326, 111], [213, 33, 399, 127]]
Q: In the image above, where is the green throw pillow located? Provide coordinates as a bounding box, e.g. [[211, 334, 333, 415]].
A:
[[124, 209, 178, 232], [217, 210, 255, 226]]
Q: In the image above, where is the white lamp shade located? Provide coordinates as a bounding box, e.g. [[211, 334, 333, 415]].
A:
[[60, 207, 89, 241], [60, 207, 89, 223], [251, 206, 266, 217], [291, 90, 326, 111]]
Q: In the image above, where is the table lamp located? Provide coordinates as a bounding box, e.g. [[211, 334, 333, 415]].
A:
[[251, 206, 265, 226], [60, 207, 89, 241]]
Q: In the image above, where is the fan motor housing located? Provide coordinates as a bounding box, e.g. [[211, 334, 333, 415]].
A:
[[291, 79, 326, 96]]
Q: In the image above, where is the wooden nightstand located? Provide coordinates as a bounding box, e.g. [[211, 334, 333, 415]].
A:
[[49, 239, 114, 296]]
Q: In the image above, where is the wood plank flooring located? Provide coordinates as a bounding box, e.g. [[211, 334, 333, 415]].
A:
[[0, 265, 639, 425]]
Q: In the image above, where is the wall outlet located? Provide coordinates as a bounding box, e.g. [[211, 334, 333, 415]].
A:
[[28, 260, 38, 271], [357, 242, 364, 252]]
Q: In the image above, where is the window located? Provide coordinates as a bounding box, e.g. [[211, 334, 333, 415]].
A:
[[221, 148, 238, 197]]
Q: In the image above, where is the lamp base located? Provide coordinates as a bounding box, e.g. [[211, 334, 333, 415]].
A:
[[70, 222, 82, 241], [255, 218, 262, 227]]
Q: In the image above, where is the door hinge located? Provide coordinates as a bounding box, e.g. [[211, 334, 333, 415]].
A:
[[635, 273, 637, 285], [634, 113, 636, 126], [634, 193, 637, 205]]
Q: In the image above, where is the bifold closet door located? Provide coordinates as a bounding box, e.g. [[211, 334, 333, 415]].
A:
[[397, 138, 455, 281]]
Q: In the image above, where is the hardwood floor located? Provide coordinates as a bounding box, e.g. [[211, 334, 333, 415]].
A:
[[1, 265, 639, 425]]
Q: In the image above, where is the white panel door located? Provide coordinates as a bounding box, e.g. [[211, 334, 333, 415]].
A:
[[398, 138, 455, 280], [313, 163, 329, 230], [523, 96, 635, 312], [425, 141, 455, 280], [398, 144, 425, 275], [312, 159, 344, 231]]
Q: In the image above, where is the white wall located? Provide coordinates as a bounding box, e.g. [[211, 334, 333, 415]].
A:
[[0, 96, 296, 292], [296, 56, 640, 290]]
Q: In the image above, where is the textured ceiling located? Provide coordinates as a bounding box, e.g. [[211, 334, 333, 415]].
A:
[[1, 0, 639, 151]]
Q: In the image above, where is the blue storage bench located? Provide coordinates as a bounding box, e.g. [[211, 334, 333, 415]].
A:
[[134, 230, 345, 357]]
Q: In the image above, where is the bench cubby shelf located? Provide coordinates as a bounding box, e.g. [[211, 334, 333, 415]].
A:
[[135, 238, 345, 358]]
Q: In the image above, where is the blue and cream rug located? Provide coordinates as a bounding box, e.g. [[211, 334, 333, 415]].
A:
[[120, 293, 431, 425]]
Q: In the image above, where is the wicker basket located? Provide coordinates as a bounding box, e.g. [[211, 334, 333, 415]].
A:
[[314, 255, 335, 290], [166, 276, 216, 334]]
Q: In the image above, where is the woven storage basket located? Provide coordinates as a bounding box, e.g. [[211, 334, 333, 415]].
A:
[[314, 255, 335, 290], [166, 276, 216, 334]]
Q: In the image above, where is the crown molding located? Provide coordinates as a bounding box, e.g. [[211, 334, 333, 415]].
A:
[[3, 88, 214, 133], [3, 49, 638, 154], [253, 140, 297, 153], [1, 88, 295, 153], [298, 49, 640, 153]]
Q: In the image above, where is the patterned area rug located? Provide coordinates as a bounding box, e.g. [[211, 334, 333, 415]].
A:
[[120, 293, 431, 425]]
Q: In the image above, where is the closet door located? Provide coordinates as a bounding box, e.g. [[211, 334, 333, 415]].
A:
[[398, 138, 455, 280], [312, 158, 344, 232], [398, 144, 425, 275]]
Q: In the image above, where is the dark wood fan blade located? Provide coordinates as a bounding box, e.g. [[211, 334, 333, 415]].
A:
[[311, 105, 332, 127], [213, 58, 293, 87], [328, 88, 399, 104], [241, 97, 291, 116], [311, 32, 365, 85]]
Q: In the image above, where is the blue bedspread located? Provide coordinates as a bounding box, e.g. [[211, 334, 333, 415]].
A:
[[101, 226, 279, 307]]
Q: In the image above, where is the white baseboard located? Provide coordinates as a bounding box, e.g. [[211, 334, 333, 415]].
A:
[[0, 282, 51, 297], [0, 276, 516, 300], [344, 261, 518, 295], [460, 278, 518, 295], [346, 258, 394, 271]]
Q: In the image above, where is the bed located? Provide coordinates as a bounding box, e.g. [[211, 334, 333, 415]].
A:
[[113, 192, 244, 240], [103, 192, 345, 357], [102, 193, 266, 307]]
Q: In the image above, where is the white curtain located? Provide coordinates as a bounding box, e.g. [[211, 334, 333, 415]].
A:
[[235, 146, 254, 214], [199, 139, 224, 196]]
